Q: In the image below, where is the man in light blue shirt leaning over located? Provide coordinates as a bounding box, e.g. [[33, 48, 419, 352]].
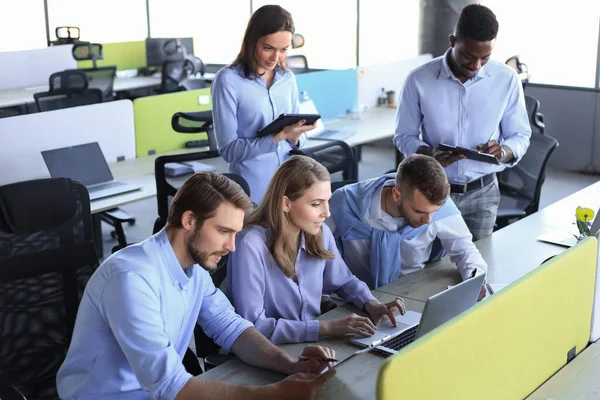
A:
[[394, 4, 531, 241], [56, 172, 335, 400]]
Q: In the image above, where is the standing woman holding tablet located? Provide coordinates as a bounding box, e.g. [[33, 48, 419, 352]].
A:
[[227, 156, 406, 344], [211, 5, 316, 203]]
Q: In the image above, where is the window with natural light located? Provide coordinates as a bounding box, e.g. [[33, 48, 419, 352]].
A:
[[252, 0, 357, 70], [148, 0, 250, 65], [0, 2, 47, 51], [358, 0, 420, 66], [481, 0, 600, 88], [47, 0, 147, 44]]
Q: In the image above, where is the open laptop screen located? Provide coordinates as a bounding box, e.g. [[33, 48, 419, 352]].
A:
[[42, 142, 114, 186]]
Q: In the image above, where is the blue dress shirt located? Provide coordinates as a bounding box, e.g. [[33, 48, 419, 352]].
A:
[[393, 48, 532, 184], [226, 223, 375, 345], [211, 65, 305, 203], [56, 229, 252, 400]]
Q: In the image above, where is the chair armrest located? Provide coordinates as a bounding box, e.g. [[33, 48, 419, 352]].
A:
[[496, 208, 527, 219]]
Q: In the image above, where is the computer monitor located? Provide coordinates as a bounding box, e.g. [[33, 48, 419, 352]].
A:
[[145, 37, 194, 68]]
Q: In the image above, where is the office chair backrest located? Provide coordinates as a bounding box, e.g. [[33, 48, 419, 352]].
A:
[[161, 59, 186, 93], [286, 54, 309, 74], [34, 88, 104, 112], [49, 69, 89, 92], [290, 140, 356, 184], [524, 94, 545, 135], [497, 133, 559, 213], [0, 178, 98, 398], [78, 66, 117, 101]]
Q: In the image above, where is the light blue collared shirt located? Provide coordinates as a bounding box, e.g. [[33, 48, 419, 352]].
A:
[[393, 48, 532, 184], [226, 223, 376, 344], [211, 65, 304, 203], [56, 229, 252, 400]]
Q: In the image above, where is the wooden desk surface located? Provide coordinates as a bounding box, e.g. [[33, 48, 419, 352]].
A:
[[202, 291, 424, 400], [527, 341, 600, 400]]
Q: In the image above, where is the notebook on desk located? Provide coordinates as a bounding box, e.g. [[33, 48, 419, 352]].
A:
[[300, 99, 355, 141], [42, 142, 142, 201], [537, 209, 600, 248], [350, 272, 485, 356]]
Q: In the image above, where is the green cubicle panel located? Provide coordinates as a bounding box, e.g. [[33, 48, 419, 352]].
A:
[[76, 41, 146, 71], [133, 89, 211, 157]]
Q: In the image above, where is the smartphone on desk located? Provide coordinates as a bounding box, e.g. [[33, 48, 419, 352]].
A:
[[257, 113, 321, 137]]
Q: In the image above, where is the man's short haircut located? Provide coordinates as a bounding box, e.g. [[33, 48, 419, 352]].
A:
[[395, 154, 450, 205], [455, 4, 499, 42], [167, 172, 253, 229]]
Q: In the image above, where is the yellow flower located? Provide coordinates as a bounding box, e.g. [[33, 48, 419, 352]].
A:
[[576, 206, 595, 222]]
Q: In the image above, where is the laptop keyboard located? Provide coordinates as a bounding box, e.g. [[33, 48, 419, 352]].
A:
[[88, 181, 127, 192], [377, 325, 419, 353]]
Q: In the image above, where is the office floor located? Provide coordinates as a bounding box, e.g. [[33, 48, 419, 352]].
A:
[[100, 145, 599, 260]]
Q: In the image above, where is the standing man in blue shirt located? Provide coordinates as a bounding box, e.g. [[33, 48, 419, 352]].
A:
[[56, 172, 335, 400], [393, 4, 531, 240]]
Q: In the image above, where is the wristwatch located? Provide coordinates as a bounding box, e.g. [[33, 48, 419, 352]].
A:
[[499, 146, 507, 163]]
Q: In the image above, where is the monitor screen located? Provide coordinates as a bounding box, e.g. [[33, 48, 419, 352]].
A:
[[42, 142, 114, 186], [146, 37, 194, 68]]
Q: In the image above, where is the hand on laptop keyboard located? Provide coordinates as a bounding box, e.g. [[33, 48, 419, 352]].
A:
[[320, 314, 376, 337], [364, 297, 406, 326]]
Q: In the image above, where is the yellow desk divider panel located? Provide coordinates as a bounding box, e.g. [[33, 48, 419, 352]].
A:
[[377, 237, 598, 400], [76, 41, 146, 71], [133, 89, 212, 157]]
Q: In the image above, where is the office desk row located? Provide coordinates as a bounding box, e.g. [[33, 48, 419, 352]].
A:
[[199, 180, 600, 399], [92, 107, 399, 214], [0, 76, 163, 109]]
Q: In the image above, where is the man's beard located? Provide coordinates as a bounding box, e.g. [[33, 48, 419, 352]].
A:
[[186, 227, 212, 271]]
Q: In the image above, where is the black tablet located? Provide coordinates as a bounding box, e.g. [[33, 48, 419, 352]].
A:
[[257, 113, 321, 137], [438, 143, 500, 165]]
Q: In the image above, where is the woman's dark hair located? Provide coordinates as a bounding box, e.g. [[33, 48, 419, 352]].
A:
[[231, 5, 295, 79]]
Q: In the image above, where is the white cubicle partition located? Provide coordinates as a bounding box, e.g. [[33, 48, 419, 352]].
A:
[[357, 54, 433, 111], [0, 45, 76, 90], [0, 100, 136, 186]]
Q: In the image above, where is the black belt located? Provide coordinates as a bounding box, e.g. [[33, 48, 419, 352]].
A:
[[450, 173, 495, 194]]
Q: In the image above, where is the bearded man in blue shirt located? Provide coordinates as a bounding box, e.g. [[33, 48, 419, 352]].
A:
[[57, 172, 335, 400], [394, 4, 531, 241]]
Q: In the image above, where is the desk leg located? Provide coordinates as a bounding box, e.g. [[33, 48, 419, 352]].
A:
[[92, 214, 104, 259]]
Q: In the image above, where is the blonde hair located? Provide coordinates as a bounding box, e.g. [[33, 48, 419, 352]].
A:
[[246, 156, 334, 277]]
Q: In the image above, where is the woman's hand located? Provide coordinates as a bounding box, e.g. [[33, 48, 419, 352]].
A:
[[364, 298, 406, 326], [274, 120, 317, 145], [319, 314, 377, 338]]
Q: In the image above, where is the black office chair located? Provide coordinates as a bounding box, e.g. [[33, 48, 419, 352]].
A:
[[78, 66, 117, 101], [34, 70, 103, 112], [0, 178, 98, 399], [524, 94, 545, 135], [286, 54, 309, 74], [290, 140, 357, 190], [495, 133, 559, 229], [159, 59, 186, 93], [505, 55, 529, 88]]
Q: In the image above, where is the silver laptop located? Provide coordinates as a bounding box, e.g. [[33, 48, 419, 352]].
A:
[[300, 99, 355, 141], [537, 208, 600, 248], [350, 272, 486, 356], [42, 142, 142, 201]]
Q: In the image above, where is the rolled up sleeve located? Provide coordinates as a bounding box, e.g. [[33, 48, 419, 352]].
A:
[[100, 272, 192, 400], [196, 281, 253, 352], [499, 73, 532, 164]]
